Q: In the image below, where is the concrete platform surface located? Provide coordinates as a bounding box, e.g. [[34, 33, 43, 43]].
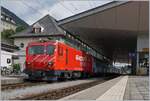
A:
[[60, 76, 149, 101], [124, 76, 149, 100], [59, 76, 123, 100], [96, 76, 128, 101], [1, 76, 24, 85]]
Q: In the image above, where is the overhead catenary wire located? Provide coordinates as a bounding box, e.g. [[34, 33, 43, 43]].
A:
[[88, 0, 93, 8], [2, 0, 36, 24], [70, 2, 78, 11], [57, 0, 75, 14], [36, 0, 52, 14], [20, 0, 51, 24], [21, 0, 43, 15]]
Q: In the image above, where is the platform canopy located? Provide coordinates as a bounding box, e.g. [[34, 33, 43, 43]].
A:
[[58, 1, 148, 61]]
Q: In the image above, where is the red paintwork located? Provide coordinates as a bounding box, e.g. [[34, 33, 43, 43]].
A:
[[26, 41, 93, 74]]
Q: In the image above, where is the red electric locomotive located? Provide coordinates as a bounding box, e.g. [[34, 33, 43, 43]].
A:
[[25, 40, 93, 80]]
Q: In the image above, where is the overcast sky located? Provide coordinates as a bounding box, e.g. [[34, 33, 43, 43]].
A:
[[1, 0, 113, 25]]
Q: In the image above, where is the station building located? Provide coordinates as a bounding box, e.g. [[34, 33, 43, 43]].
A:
[[58, 1, 149, 75]]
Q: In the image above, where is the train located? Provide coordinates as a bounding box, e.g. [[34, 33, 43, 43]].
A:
[[24, 39, 121, 80]]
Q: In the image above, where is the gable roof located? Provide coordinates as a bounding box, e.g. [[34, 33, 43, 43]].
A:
[[11, 15, 65, 38]]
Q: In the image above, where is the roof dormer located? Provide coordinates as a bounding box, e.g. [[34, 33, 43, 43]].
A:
[[32, 23, 44, 33]]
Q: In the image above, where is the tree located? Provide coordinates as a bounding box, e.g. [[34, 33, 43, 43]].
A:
[[15, 26, 26, 33], [1, 29, 15, 39]]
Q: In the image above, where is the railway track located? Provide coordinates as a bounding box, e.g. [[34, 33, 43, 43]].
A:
[[13, 76, 116, 100], [1, 82, 46, 91]]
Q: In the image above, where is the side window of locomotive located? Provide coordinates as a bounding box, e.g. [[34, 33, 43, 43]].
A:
[[47, 45, 55, 55], [61, 47, 63, 56], [66, 49, 68, 64], [58, 45, 60, 55], [58, 45, 63, 56]]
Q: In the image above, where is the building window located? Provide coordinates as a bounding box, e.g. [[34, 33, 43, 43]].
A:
[[6, 17, 9, 21], [1, 15, 4, 19], [7, 58, 11, 64], [20, 43, 24, 48], [33, 28, 41, 33], [11, 19, 15, 24]]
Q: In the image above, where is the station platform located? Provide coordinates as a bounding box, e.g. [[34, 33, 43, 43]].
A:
[[60, 76, 149, 101], [1, 76, 24, 85], [124, 76, 149, 100]]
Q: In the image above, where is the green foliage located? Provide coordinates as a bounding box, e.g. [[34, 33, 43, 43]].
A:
[[12, 64, 21, 73], [15, 26, 26, 33], [48, 37, 53, 40], [1, 29, 15, 39], [1, 26, 26, 39]]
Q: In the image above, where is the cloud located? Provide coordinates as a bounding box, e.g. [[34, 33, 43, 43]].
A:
[[1, 0, 113, 25], [50, 0, 113, 20], [1, 0, 57, 25], [1, 0, 29, 16]]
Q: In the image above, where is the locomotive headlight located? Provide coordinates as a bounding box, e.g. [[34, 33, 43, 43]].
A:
[[27, 62, 31, 65], [48, 61, 53, 65]]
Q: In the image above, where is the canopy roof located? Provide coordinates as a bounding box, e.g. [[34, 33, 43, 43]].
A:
[[58, 1, 148, 61]]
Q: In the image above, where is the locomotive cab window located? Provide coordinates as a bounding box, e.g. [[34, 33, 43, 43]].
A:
[[28, 45, 45, 54], [47, 45, 55, 55]]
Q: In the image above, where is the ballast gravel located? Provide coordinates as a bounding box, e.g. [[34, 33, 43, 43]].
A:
[[1, 79, 99, 100]]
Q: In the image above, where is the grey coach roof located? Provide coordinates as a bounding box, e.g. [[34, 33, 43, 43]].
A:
[[11, 15, 65, 38]]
